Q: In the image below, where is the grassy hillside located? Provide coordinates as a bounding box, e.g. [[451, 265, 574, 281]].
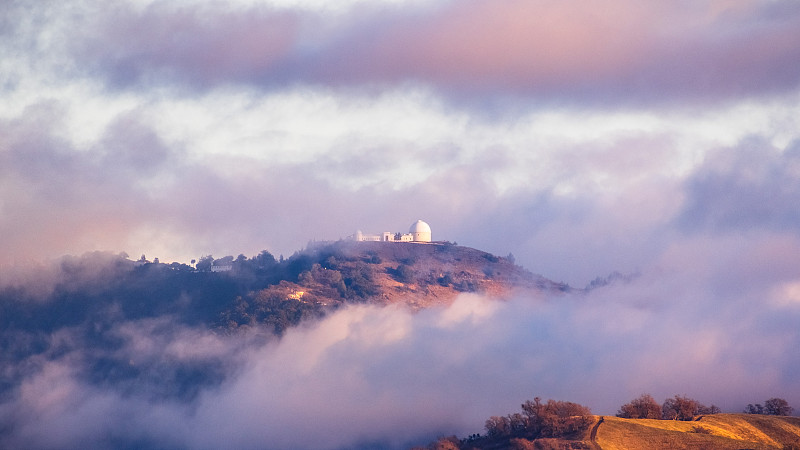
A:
[[593, 414, 800, 450]]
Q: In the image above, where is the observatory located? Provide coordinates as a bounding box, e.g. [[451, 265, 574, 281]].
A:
[[409, 219, 432, 242], [353, 220, 432, 243]]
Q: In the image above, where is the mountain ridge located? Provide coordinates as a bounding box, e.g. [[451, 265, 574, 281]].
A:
[[0, 240, 567, 341], [215, 240, 570, 333]]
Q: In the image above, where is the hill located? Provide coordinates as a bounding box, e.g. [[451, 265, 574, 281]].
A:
[[0, 241, 567, 399], [0, 241, 565, 330], [217, 240, 569, 333], [592, 414, 800, 450], [250, 241, 563, 304], [441, 414, 800, 449]]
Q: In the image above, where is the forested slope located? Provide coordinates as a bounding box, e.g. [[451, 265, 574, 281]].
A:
[[0, 241, 565, 399]]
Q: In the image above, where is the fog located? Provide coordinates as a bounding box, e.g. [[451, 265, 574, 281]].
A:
[[3, 266, 798, 449]]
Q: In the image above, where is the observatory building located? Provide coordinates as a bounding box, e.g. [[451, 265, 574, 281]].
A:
[[353, 220, 432, 243]]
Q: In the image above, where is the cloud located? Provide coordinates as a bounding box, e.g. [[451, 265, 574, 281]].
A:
[[3, 3, 800, 446], [98, 111, 172, 172], [2, 279, 800, 449], [3, 89, 799, 286], [0, 104, 168, 264], [58, 0, 800, 105], [3, 0, 800, 277], [678, 137, 800, 233], [76, 4, 303, 89]]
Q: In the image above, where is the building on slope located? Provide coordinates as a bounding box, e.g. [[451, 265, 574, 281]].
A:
[[352, 220, 432, 243]]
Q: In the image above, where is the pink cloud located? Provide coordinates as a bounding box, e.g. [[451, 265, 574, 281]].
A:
[[80, 5, 301, 86], [343, 0, 800, 101], [345, 1, 657, 88], [72, 0, 800, 102]]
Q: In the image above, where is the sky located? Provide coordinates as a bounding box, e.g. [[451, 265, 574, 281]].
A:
[[2, 0, 800, 447]]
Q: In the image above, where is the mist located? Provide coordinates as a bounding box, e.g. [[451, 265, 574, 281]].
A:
[[2, 260, 798, 449]]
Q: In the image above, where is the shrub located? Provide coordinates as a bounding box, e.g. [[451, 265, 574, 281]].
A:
[[391, 264, 415, 283]]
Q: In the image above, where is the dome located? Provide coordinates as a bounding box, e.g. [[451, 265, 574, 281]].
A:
[[409, 220, 432, 242], [409, 220, 431, 233]]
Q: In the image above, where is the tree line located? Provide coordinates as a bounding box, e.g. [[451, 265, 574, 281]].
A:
[[420, 394, 796, 450], [744, 398, 794, 416], [616, 394, 719, 420], [616, 393, 793, 420], [419, 396, 595, 450]]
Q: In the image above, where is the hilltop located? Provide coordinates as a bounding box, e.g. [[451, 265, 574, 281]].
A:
[[217, 240, 569, 333], [0, 241, 566, 357], [251, 240, 565, 307]]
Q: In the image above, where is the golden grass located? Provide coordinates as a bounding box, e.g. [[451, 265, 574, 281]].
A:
[[593, 414, 800, 450]]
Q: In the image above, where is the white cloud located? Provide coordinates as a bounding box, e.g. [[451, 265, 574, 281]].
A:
[[3, 283, 799, 449]]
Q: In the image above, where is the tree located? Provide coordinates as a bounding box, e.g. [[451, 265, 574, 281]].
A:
[[215, 255, 234, 265], [662, 395, 701, 420], [521, 397, 544, 428], [255, 250, 276, 268], [507, 412, 527, 434], [764, 398, 793, 416], [698, 404, 721, 415], [425, 396, 592, 449], [745, 403, 764, 414], [617, 394, 662, 419], [195, 255, 214, 272], [746, 398, 793, 416], [521, 397, 592, 438], [485, 416, 511, 438]]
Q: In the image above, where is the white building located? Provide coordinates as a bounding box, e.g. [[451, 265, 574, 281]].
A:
[[211, 262, 233, 272], [409, 219, 432, 242], [353, 220, 432, 243]]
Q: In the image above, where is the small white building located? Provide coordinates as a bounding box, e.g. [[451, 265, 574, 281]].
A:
[[211, 262, 233, 272], [353, 220, 432, 243]]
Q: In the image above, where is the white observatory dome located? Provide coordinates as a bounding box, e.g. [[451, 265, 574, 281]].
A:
[[409, 220, 432, 242]]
